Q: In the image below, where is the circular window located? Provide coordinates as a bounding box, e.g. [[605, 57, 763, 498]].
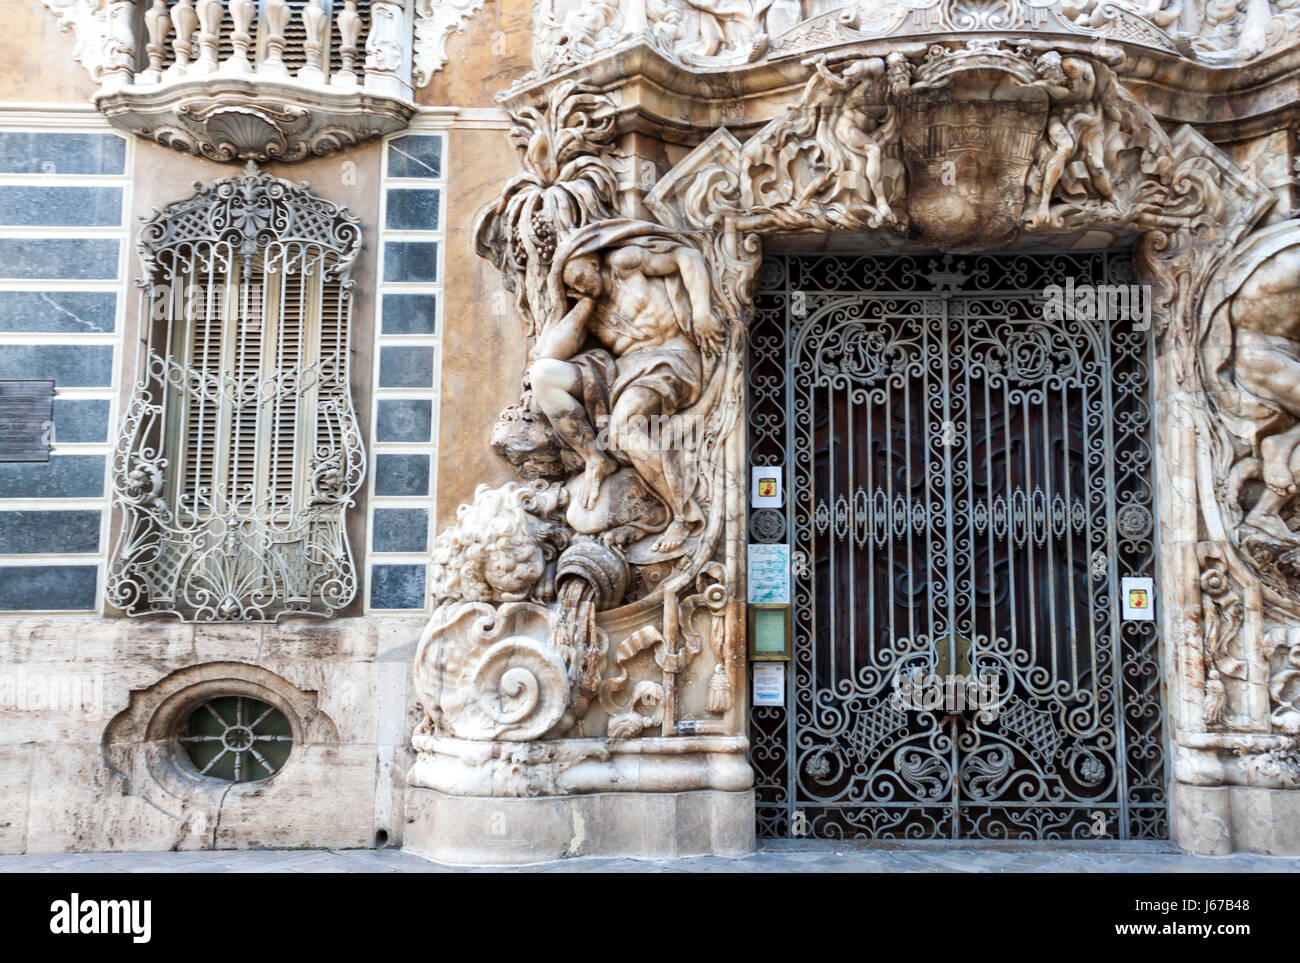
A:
[[179, 696, 293, 782]]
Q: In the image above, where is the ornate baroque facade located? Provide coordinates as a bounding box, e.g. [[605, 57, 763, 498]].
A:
[[2, 0, 1300, 860]]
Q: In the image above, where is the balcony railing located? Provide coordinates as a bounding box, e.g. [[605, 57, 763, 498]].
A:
[[90, 0, 414, 161], [103, 0, 411, 98]]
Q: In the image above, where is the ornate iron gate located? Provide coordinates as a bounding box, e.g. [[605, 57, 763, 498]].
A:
[[747, 252, 1166, 840]]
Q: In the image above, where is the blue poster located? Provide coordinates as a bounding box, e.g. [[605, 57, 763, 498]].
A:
[[747, 543, 790, 604]]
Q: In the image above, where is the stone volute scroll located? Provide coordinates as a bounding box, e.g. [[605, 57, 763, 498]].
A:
[[408, 29, 1300, 858]]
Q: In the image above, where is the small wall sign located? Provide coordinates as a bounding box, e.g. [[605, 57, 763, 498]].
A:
[[0, 381, 54, 463], [751, 465, 783, 508], [747, 542, 790, 604], [1121, 576, 1155, 621], [753, 664, 785, 707]]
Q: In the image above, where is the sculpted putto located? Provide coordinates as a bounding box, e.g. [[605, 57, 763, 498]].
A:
[[737, 53, 903, 232]]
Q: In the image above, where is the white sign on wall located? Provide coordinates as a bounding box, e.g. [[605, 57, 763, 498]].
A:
[[753, 664, 785, 707], [1121, 577, 1155, 622], [747, 543, 790, 604], [751, 466, 783, 508]]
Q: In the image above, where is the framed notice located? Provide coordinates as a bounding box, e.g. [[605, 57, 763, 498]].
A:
[[747, 542, 790, 604], [749, 604, 791, 661]]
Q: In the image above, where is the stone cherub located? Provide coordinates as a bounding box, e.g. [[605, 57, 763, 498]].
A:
[[528, 220, 725, 555], [1025, 51, 1115, 227]]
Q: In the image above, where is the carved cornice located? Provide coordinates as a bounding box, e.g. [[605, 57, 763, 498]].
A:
[[525, 0, 1300, 81], [499, 36, 1300, 145]]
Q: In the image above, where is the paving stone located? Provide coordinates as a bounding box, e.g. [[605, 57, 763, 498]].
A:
[[4, 846, 1300, 872]]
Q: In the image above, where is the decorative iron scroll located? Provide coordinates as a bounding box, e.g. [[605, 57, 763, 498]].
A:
[[749, 251, 1165, 840], [108, 164, 365, 622]]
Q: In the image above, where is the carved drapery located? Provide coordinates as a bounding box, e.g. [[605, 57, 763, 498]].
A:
[[412, 35, 1300, 806]]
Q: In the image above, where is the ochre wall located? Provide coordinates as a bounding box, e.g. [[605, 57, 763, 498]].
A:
[[434, 123, 525, 530], [416, 0, 534, 109], [1, 0, 99, 103], [416, 0, 535, 528]]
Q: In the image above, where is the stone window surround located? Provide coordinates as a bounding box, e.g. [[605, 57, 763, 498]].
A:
[[103, 660, 340, 806]]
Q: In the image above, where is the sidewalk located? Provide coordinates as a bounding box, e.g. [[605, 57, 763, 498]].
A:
[[3, 843, 1298, 872]]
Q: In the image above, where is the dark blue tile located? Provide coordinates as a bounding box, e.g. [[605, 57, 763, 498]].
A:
[[370, 564, 426, 610], [376, 399, 432, 443], [0, 238, 119, 280], [0, 132, 126, 175], [373, 454, 428, 497], [0, 510, 101, 554], [380, 293, 438, 335], [378, 346, 434, 388], [0, 185, 123, 227], [383, 241, 439, 283], [51, 399, 110, 443], [0, 455, 105, 498], [0, 291, 117, 334], [386, 135, 442, 179], [385, 188, 441, 231], [0, 564, 98, 610], [372, 507, 428, 553], [0, 344, 114, 387]]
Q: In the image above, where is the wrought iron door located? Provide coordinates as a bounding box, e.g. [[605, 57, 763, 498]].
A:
[[747, 252, 1166, 840]]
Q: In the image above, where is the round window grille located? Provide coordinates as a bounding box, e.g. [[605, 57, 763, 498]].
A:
[[179, 696, 292, 782]]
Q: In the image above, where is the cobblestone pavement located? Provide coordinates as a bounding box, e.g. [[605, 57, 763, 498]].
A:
[[3, 843, 1299, 872]]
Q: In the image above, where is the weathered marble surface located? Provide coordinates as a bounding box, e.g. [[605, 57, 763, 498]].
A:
[[409, 30, 1300, 859]]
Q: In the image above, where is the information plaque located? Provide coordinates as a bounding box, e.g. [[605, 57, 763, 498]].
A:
[[0, 381, 54, 463]]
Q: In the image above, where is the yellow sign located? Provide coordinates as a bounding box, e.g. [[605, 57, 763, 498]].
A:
[[1128, 588, 1149, 610], [758, 478, 778, 498]]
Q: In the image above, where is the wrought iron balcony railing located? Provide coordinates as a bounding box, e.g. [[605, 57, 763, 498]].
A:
[[89, 0, 415, 161]]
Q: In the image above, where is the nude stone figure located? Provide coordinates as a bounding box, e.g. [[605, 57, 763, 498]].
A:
[[1229, 247, 1300, 542], [528, 233, 724, 553], [1027, 51, 1115, 226]]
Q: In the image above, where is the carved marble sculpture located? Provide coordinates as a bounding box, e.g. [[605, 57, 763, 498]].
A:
[[411, 34, 1300, 831], [411, 81, 748, 799], [520, 0, 1300, 83]]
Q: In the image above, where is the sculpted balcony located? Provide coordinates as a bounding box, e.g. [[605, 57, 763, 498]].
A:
[[78, 0, 418, 162]]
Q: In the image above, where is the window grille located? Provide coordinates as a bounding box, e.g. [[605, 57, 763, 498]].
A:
[[109, 162, 365, 621]]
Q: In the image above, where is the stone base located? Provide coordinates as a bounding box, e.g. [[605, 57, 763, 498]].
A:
[[1171, 782, 1300, 855], [402, 787, 756, 865]]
